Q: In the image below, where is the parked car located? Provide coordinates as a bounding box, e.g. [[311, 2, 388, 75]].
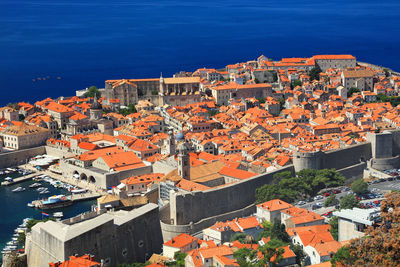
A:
[[324, 192, 331, 197], [333, 189, 341, 194], [343, 187, 350, 191], [297, 201, 306, 206]]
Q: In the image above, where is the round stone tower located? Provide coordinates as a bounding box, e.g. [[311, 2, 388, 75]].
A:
[[293, 150, 324, 172]]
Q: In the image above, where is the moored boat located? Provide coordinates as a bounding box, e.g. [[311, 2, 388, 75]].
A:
[[38, 195, 72, 210]]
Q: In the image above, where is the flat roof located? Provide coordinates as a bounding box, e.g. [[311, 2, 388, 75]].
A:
[[333, 207, 380, 225]]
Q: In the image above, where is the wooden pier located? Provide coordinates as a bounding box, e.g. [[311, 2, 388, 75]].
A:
[[1, 173, 37, 186]]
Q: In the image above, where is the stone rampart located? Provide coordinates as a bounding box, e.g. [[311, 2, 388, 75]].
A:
[[161, 203, 255, 242], [0, 146, 46, 169], [170, 166, 294, 226]]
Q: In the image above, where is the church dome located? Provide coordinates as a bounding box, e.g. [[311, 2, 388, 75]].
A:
[[175, 132, 184, 141]]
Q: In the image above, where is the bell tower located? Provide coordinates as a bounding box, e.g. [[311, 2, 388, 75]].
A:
[[177, 142, 190, 180]]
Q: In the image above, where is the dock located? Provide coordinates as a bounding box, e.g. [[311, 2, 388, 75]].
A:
[[31, 192, 101, 209], [1, 173, 37, 186]]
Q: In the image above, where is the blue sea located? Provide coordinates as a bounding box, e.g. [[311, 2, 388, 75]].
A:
[[0, 172, 95, 262], [1, 0, 400, 105]]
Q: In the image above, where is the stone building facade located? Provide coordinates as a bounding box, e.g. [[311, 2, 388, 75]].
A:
[[0, 123, 50, 150]]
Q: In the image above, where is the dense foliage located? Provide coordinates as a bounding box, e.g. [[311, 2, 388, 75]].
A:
[[309, 66, 322, 81], [376, 93, 400, 107], [257, 220, 290, 243], [292, 80, 302, 88], [234, 219, 305, 266], [339, 194, 361, 210], [347, 87, 360, 97], [329, 216, 339, 241], [119, 103, 137, 116], [351, 178, 368, 195], [332, 192, 400, 266], [85, 86, 101, 98], [324, 194, 339, 207], [255, 169, 345, 204]]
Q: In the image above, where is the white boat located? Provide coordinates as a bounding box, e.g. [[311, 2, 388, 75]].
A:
[[70, 188, 88, 194], [53, 212, 64, 218], [11, 237, 18, 241], [36, 187, 47, 192], [6, 241, 16, 245], [27, 203, 34, 208], [12, 187, 25, 192], [29, 183, 41, 188], [4, 177, 13, 182], [40, 190, 50, 194]]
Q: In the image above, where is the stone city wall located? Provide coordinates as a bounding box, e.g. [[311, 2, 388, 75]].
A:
[[0, 146, 46, 169], [169, 166, 294, 226], [161, 203, 255, 242]]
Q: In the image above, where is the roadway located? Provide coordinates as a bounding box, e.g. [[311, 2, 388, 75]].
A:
[[297, 179, 400, 213]]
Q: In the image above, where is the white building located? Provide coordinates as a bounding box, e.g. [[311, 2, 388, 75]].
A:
[[333, 207, 380, 241]]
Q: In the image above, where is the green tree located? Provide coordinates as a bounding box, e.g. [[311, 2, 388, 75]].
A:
[[85, 86, 100, 98], [292, 80, 302, 88], [351, 178, 368, 195], [257, 239, 286, 266], [151, 89, 158, 95], [171, 251, 187, 267], [270, 219, 290, 243], [330, 246, 355, 266], [329, 216, 339, 241], [233, 247, 256, 267], [290, 244, 306, 265], [120, 103, 137, 116], [231, 233, 247, 243], [324, 194, 339, 207], [18, 114, 25, 121], [340, 194, 361, 210], [309, 66, 322, 81], [347, 87, 360, 97], [17, 232, 25, 246], [257, 97, 266, 104]]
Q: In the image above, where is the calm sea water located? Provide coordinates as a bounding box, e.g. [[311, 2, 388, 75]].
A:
[[0, 172, 95, 262], [1, 0, 400, 105]]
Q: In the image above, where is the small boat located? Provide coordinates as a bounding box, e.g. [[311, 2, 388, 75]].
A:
[[7, 241, 16, 246], [13, 233, 19, 237], [70, 188, 88, 194], [27, 203, 34, 208], [12, 187, 25, 192], [36, 187, 47, 192], [29, 183, 41, 188], [11, 237, 18, 241], [5, 177, 13, 182], [53, 212, 63, 218], [40, 190, 50, 194]]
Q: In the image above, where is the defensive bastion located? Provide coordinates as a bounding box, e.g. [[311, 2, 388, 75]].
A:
[[160, 131, 400, 241]]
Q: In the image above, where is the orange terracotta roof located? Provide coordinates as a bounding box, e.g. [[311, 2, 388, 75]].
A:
[[163, 233, 198, 248], [257, 199, 293, 212]]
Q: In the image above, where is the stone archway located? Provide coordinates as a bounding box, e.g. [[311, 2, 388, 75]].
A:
[[73, 170, 79, 179], [89, 175, 96, 184], [80, 173, 87, 181]]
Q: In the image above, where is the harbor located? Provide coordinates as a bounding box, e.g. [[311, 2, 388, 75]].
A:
[[0, 168, 101, 262]]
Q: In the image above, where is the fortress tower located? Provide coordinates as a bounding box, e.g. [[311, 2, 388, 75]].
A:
[[293, 150, 324, 172]]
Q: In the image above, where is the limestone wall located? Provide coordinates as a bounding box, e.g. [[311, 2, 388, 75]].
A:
[[323, 143, 372, 170], [26, 204, 163, 267], [0, 146, 45, 168], [169, 166, 294, 226], [161, 203, 255, 242]]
